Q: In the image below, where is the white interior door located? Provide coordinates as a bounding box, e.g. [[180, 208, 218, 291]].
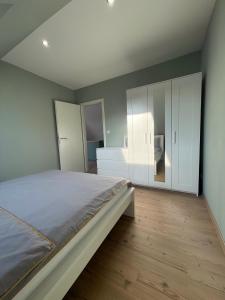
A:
[[172, 73, 202, 194], [127, 86, 149, 185], [55, 101, 84, 172], [148, 81, 172, 188]]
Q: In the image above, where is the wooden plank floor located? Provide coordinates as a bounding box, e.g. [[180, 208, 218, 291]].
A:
[[64, 187, 225, 300]]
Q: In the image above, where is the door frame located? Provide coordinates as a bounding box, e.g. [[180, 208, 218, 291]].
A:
[[80, 98, 106, 172]]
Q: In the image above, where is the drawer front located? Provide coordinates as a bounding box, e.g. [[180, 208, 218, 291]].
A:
[[98, 168, 129, 179], [97, 148, 128, 161], [97, 160, 128, 172]]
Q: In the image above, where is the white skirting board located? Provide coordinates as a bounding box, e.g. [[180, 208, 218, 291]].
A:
[[205, 197, 225, 256]]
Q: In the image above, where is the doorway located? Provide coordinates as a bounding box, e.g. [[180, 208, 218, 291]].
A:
[[81, 99, 106, 174]]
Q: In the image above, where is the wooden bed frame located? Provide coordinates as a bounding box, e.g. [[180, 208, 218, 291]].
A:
[[13, 187, 135, 300]]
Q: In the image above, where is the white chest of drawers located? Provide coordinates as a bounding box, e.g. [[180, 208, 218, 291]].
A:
[[97, 148, 130, 179]]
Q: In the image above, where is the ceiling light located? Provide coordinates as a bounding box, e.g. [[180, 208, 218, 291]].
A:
[[107, 0, 115, 7], [42, 39, 49, 48]]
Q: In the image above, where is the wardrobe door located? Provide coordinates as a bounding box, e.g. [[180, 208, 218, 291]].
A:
[[127, 86, 149, 185], [148, 81, 172, 188], [172, 73, 202, 194]]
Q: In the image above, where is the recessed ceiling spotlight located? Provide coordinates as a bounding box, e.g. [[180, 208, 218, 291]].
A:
[[107, 0, 115, 7], [42, 39, 49, 48]]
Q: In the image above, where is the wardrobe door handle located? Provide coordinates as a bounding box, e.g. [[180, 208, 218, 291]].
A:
[[173, 131, 177, 144], [149, 132, 152, 144], [144, 133, 148, 144], [58, 137, 68, 144]]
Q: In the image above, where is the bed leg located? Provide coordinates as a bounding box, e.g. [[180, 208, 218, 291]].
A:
[[124, 196, 135, 218]]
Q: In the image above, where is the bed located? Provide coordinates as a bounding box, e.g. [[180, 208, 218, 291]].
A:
[[0, 170, 134, 300]]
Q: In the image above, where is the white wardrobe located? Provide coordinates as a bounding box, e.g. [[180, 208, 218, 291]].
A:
[[127, 73, 202, 194]]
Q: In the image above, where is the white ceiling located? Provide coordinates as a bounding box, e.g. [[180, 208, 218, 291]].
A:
[[0, 0, 72, 57], [3, 0, 215, 90]]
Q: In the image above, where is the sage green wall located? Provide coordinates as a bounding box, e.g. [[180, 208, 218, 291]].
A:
[[202, 0, 225, 241], [74, 51, 201, 147], [0, 60, 74, 181]]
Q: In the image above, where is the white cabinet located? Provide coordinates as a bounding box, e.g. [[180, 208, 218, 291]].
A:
[[127, 73, 202, 194], [97, 148, 130, 179], [171, 74, 202, 194], [127, 81, 172, 189], [127, 87, 149, 185]]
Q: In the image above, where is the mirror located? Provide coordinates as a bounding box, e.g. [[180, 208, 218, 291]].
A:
[[153, 89, 165, 182]]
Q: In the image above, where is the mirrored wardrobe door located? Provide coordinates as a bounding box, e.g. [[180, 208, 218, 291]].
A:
[[148, 81, 172, 189]]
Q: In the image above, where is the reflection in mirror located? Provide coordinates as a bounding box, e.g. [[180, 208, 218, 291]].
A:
[[153, 89, 165, 182]]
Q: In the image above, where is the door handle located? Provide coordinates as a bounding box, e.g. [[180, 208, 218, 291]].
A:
[[59, 137, 68, 140], [149, 132, 152, 144]]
